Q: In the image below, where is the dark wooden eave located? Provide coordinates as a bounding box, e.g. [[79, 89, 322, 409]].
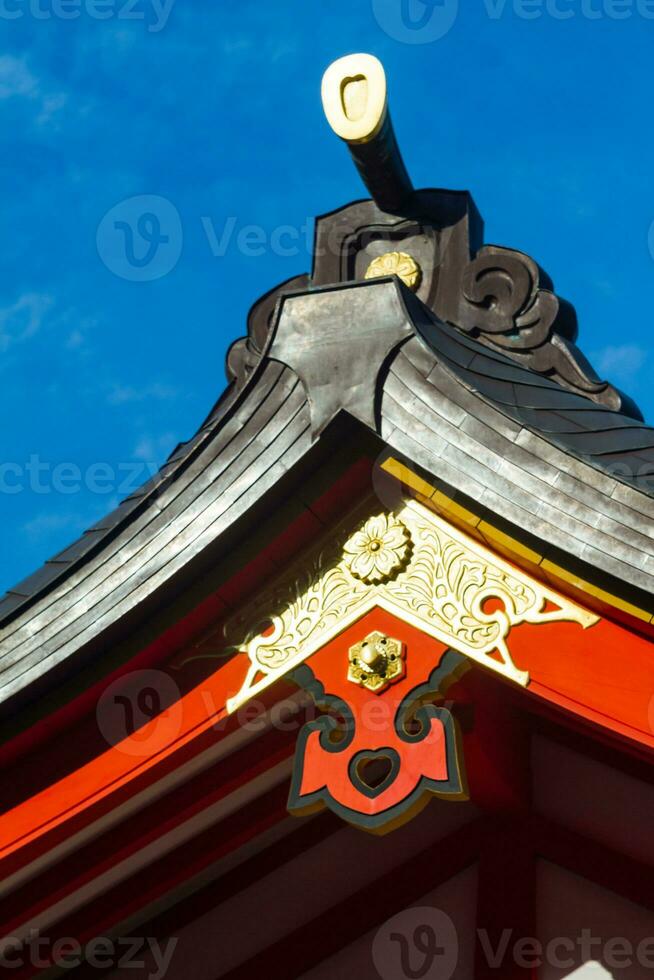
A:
[[1, 278, 654, 714]]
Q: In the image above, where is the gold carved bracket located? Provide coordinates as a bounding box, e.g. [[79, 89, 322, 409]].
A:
[[224, 499, 598, 714]]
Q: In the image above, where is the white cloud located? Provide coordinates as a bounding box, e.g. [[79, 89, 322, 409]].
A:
[[36, 91, 68, 125], [0, 292, 53, 352], [51, 309, 98, 353], [592, 344, 647, 386], [133, 431, 177, 463], [66, 329, 85, 350], [21, 510, 85, 543], [107, 382, 178, 406], [0, 54, 67, 126], [0, 55, 39, 100]]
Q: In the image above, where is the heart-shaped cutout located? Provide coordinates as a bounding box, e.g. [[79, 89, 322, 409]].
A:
[[350, 749, 400, 799]]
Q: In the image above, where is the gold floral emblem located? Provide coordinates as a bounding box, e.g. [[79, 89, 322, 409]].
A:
[[343, 514, 411, 584], [348, 631, 405, 694], [364, 251, 422, 291]]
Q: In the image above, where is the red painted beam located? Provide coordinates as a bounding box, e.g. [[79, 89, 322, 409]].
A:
[[0, 725, 297, 940], [5, 783, 295, 980]]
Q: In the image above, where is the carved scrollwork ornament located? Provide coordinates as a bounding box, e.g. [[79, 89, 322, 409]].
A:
[[221, 499, 598, 714], [460, 246, 557, 348], [455, 245, 639, 416]]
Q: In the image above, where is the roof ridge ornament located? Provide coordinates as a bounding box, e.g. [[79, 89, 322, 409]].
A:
[[321, 53, 414, 214], [227, 54, 642, 420]]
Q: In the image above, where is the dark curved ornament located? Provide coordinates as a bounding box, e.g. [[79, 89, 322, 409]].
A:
[[453, 245, 640, 416]]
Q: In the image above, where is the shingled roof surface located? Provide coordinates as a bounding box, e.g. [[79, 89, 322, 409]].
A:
[[420, 312, 654, 475], [1, 279, 653, 708]]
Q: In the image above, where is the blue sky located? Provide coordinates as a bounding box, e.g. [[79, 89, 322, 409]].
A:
[[0, 0, 653, 593]]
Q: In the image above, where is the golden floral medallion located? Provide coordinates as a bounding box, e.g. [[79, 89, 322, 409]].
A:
[[343, 514, 411, 584], [364, 251, 422, 291]]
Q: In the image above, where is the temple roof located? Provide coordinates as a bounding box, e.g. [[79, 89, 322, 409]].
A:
[[2, 51, 654, 714], [1, 275, 654, 712]]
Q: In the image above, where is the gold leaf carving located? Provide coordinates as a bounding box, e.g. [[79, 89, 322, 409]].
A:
[[225, 499, 597, 713]]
